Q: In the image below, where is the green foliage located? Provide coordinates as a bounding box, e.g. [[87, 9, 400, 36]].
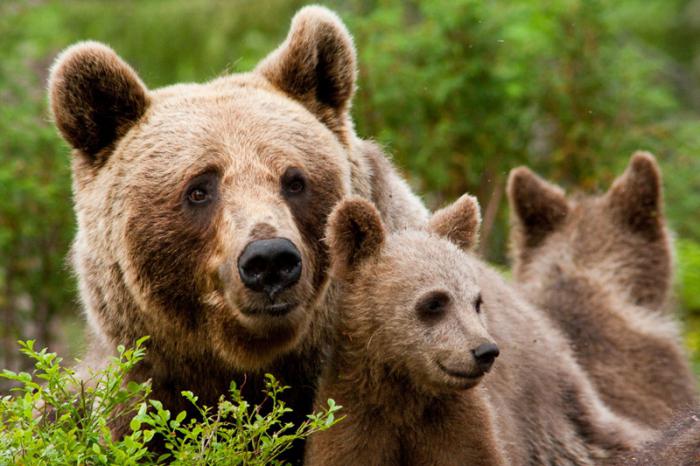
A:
[[341, 0, 700, 259], [0, 339, 342, 465], [679, 239, 700, 375], [0, 338, 152, 465], [130, 378, 341, 465], [678, 239, 700, 313]]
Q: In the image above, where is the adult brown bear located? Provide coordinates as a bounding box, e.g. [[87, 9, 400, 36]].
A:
[[47, 5, 427, 459]]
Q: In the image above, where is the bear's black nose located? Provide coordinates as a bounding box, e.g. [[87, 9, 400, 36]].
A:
[[472, 342, 500, 373], [238, 238, 302, 301]]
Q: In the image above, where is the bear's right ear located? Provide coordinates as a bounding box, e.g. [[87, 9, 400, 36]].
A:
[[427, 194, 482, 252], [605, 151, 664, 240], [507, 166, 569, 249], [325, 197, 386, 279], [48, 41, 149, 162], [256, 6, 356, 142]]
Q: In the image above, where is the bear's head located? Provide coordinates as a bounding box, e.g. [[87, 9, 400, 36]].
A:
[[48, 7, 364, 369], [325, 195, 499, 393], [507, 152, 672, 309]]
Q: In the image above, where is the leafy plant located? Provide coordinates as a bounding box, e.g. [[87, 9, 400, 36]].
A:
[[0, 339, 342, 465]]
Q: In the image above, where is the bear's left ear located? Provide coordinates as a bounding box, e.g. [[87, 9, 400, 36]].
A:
[[48, 41, 150, 162], [325, 197, 385, 279], [507, 166, 569, 249], [256, 6, 356, 141], [427, 194, 481, 252], [606, 151, 664, 240]]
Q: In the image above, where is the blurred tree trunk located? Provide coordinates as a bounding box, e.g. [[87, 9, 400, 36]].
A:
[[479, 174, 503, 258], [2, 254, 17, 375]]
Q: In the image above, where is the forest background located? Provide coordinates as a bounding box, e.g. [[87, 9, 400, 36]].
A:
[[1, 0, 699, 383]]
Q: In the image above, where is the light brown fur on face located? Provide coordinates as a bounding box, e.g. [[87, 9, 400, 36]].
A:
[[48, 6, 428, 459], [307, 196, 651, 466], [507, 152, 698, 428]]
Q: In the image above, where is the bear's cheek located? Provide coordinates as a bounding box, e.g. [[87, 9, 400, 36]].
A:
[[123, 198, 220, 329], [284, 166, 345, 294]]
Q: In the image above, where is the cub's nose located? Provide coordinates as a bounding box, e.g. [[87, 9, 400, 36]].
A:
[[238, 238, 302, 300], [472, 342, 500, 373]]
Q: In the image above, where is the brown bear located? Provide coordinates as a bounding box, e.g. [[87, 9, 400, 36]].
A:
[[507, 151, 698, 428], [47, 5, 427, 458], [305, 195, 652, 466]]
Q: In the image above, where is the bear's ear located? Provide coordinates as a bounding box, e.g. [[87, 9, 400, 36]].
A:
[[48, 41, 149, 162], [605, 151, 664, 240], [256, 6, 356, 141], [326, 197, 386, 278], [507, 166, 569, 249], [428, 194, 482, 252]]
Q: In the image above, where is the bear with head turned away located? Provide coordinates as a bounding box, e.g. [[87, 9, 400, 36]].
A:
[[507, 152, 698, 429]]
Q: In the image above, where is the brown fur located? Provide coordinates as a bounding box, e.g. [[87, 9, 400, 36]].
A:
[[507, 152, 698, 428], [47, 6, 427, 461], [609, 410, 700, 465], [307, 196, 652, 466]]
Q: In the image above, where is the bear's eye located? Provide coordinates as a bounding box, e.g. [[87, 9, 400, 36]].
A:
[[416, 291, 450, 319], [281, 167, 306, 197], [474, 294, 483, 314], [183, 171, 219, 207], [188, 188, 209, 204]]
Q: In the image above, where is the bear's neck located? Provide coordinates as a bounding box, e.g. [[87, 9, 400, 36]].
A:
[[320, 327, 457, 423], [317, 339, 507, 465]]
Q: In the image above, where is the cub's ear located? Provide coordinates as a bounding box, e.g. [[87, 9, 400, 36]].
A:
[[606, 151, 664, 240], [256, 6, 356, 141], [48, 41, 149, 162], [326, 197, 385, 278], [428, 194, 481, 252], [507, 166, 569, 249]]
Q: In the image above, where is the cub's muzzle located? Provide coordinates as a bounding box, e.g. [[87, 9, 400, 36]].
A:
[[472, 342, 500, 374]]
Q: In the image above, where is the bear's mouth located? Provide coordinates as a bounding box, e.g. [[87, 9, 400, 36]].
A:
[[436, 361, 484, 388], [241, 301, 298, 317]]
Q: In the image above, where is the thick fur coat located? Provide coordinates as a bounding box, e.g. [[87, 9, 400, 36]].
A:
[[48, 7, 427, 458]]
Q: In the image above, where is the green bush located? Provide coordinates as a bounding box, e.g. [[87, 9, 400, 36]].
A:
[[0, 339, 341, 465], [677, 239, 700, 313], [678, 239, 700, 375]]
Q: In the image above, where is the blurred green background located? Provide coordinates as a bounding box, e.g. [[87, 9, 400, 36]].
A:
[[1, 0, 699, 377]]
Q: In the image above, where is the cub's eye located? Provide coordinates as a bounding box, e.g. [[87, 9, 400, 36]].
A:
[[188, 187, 209, 204], [287, 178, 304, 194], [281, 167, 306, 197], [416, 291, 451, 319], [474, 294, 483, 314]]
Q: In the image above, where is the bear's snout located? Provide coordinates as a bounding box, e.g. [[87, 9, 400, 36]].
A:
[[472, 342, 500, 374], [237, 238, 302, 302]]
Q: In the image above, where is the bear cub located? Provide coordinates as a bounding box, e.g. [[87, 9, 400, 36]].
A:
[[507, 152, 698, 428], [304, 195, 508, 466]]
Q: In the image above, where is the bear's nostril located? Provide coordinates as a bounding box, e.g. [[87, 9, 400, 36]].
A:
[[278, 251, 301, 274], [242, 256, 267, 278], [472, 342, 500, 373], [237, 238, 302, 301]]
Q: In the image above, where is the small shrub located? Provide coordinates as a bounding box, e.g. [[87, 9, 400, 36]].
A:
[[0, 339, 342, 465]]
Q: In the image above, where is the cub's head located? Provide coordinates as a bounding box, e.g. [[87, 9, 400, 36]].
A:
[[326, 195, 499, 393], [48, 7, 361, 369], [507, 152, 671, 309]]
